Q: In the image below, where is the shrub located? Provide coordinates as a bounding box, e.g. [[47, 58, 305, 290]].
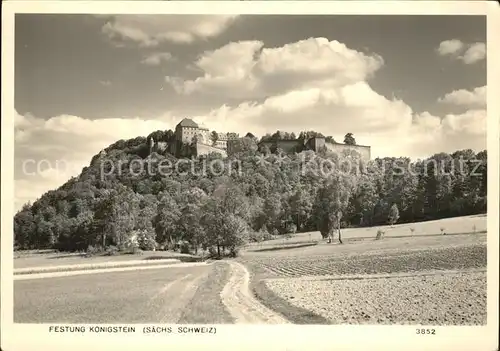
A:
[[130, 247, 143, 255], [136, 229, 157, 251], [375, 229, 385, 240], [258, 227, 273, 241], [117, 243, 130, 252], [105, 245, 119, 256], [388, 204, 400, 226], [288, 223, 297, 234], [124, 231, 141, 251], [85, 245, 102, 257], [229, 246, 239, 258], [249, 231, 262, 243], [179, 240, 191, 254], [208, 246, 218, 258]]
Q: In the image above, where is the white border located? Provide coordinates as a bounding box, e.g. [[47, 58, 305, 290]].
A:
[[2, 2, 499, 351]]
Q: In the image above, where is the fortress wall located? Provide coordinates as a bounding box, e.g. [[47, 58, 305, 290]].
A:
[[276, 140, 303, 153], [325, 143, 371, 161], [259, 140, 303, 153], [306, 137, 325, 151], [196, 143, 227, 157]]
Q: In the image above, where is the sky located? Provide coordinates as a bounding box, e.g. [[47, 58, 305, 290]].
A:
[[14, 14, 487, 211]]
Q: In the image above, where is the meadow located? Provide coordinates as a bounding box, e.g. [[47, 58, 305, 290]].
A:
[[13, 249, 199, 269], [246, 214, 487, 250]]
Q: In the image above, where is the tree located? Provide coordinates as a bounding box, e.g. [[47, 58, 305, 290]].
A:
[[260, 133, 272, 142], [350, 174, 378, 226], [202, 182, 250, 257], [176, 203, 205, 254], [290, 186, 313, 231], [264, 193, 282, 233], [271, 130, 286, 140], [388, 204, 400, 227], [325, 136, 336, 144], [192, 134, 199, 145], [344, 133, 356, 145], [221, 214, 249, 257], [34, 213, 56, 248], [260, 144, 271, 155], [134, 198, 157, 249], [14, 205, 36, 249], [93, 186, 139, 249], [314, 174, 354, 244], [155, 194, 181, 249], [210, 131, 219, 146]]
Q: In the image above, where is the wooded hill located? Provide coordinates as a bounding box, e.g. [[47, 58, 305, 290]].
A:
[[14, 129, 487, 258]]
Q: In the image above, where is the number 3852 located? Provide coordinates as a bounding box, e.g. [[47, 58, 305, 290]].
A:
[[416, 329, 436, 335]]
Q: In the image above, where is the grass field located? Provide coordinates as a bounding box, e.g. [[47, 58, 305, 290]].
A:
[[246, 214, 487, 250], [14, 263, 233, 323], [13, 250, 199, 269], [240, 215, 488, 325]]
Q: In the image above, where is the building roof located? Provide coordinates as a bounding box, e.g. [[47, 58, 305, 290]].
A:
[[177, 118, 199, 128]]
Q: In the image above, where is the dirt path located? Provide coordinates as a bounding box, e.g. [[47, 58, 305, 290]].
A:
[[220, 261, 290, 324], [156, 271, 209, 323]]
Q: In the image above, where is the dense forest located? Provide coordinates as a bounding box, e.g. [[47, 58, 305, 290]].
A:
[[14, 129, 487, 257]]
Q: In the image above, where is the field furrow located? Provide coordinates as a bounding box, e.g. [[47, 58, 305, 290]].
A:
[[266, 270, 487, 325], [250, 244, 486, 278]]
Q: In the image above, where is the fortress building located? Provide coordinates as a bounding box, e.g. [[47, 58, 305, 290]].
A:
[[215, 132, 240, 150], [149, 118, 371, 161], [170, 118, 228, 157], [175, 118, 210, 145]]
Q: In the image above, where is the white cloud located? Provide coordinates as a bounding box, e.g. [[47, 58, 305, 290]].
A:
[[101, 15, 238, 46], [460, 42, 486, 64], [13, 111, 178, 211], [15, 166, 86, 212], [191, 83, 485, 160], [100, 80, 112, 86], [15, 110, 35, 129], [194, 83, 412, 138], [41, 115, 172, 138], [409, 109, 486, 158], [166, 37, 384, 98], [438, 86, 486, 107], [163, 37, 484, 160], [437, 39, 464, 56], [442, 109, 486, 136], [141, 52, 173, 66], [437, 39, 486, 64]]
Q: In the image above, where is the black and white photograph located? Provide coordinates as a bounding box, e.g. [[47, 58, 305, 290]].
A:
[[1, 2, 499, 351]]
